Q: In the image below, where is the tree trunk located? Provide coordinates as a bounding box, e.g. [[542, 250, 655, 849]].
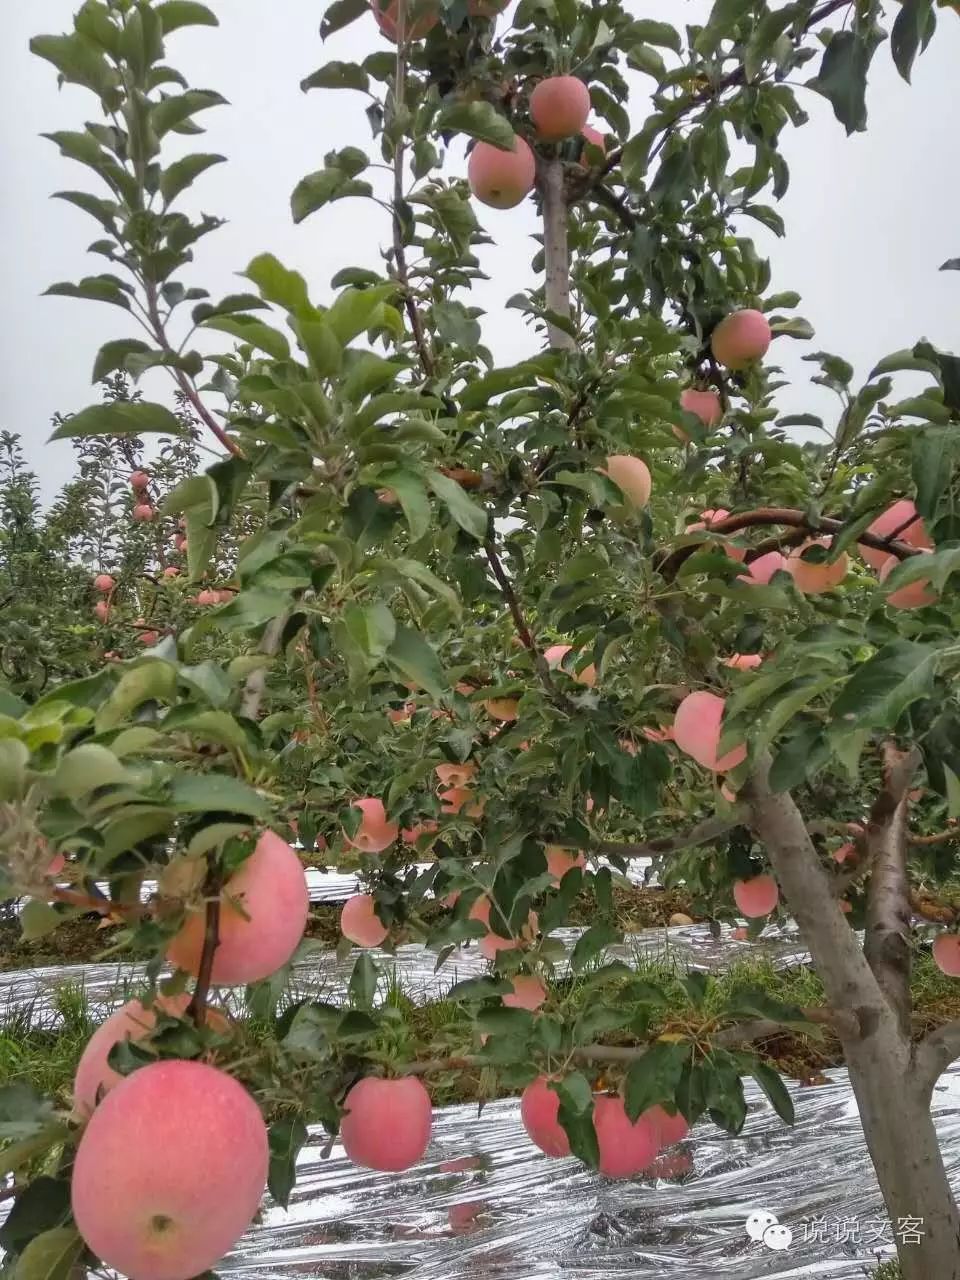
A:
[[745, 753, 960, 1277], [540, 158, 576, 353], [844, 1040, 960, 1278]]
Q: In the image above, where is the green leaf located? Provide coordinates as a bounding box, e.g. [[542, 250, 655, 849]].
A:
[[267, 1117, 307, 1209], [320, 0, 370, 38], [30, 33, 120, 99], [808, 25, 885, 135], [160, 152, 225, 204], [722, 984, 810, 1030], [348, 952, 379, 1008], [301, 61, 369, 93], [751, 1062, 795, 1125], [95, 661, 177, 731], [704, 0, 753, 37], [291, 167, 373, 224], [49, 400, 181, 441], [374, 467, 431, 540], [869, 348, 939, 379], [327, 285, 398, 345], [341, 353, 404, 402], [385, 626, 446, 699], [91, 338, 151, 382], [438, 102, 516, 148], [151, 89, 228, 137], [941, 259, 960, 272], [0, 1087, 56, 1144], [890, 0, 935, 82], [20, 902, 63, 943], [433, 300, 481, 351], [426, 470, 487, 539], [244, 253, 311, 314], [343, 602, 396, 661], [168, 772, 268, 818], [629, 18, 681, 51], [912, 428, 957, 521], [155, 2, 219, 33], [831, 640, 937, 730], [14, 1228, 83, 1280], [54, 744, 128, 798], [570, 922, 620, 972], [45, 275, 130, 308], [623, 1041, 690, 1121], [0, 740, 29, 802], [203, 314, 290, 361]]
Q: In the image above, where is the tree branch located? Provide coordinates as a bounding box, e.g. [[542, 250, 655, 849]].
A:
[[744, 751, 886, 1041], [390, 24, 434, 378], [482, 540, 572, 707], [658, 506, 921, 580], [587, 811, 746, 861], [915, 1019, 960, 1098], [864, 744, 921, 1036], [539, 157, 576, 353], [402, 1005, 854, 1075], [186, 896, 220, 1028]]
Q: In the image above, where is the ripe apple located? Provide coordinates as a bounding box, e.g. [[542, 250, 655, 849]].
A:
[[734, 874, 779, 918], [544, 845, 586, 883], [860, 499, 932, 570], [339, 1076, 432, 1171], [435, 761, 477, 787], [710, 309, 772, 370], [785, 538, 849, 594], [342, 797, 399, 852], [529, 75, 591, 141], [468, 138, 536, 209], [132, 503, 154, 522], [94, 573, 115, 593], [166, 830, 309, 985], [71, 1060, 268, 1280], [520, 1076, 571, 1156], [593, 1094, 659, 1177], [129, 470, 150, 491], [879, 552, 937, 609], [933, 933, 960, 976], [73, 994, 230, 1118], [672, 690, 746, 773], [740, 550, 787, 585], [679, 387, 722, 431], [600, 454, 652, 508], [340, 893, 388, 948], [502, 974, 546, 1011]]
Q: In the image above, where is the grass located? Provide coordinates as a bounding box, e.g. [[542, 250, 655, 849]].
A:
[[7, 947, 959, 1113]]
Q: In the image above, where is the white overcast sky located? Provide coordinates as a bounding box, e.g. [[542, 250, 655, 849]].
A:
[[2, 1, 958, 499]]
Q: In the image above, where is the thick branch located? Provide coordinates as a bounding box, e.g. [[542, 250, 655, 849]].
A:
[[744, 751, 887, 1039], [402, 1005, 853, 1075], [864, 744, 921, 1036], [587, 811, 746, 861], [659, 506, 921, 580], [915, 1019, 960, 1098], [540, 158, 576, 353]]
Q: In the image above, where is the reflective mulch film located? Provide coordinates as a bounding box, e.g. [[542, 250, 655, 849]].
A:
[[222, 1068, 960, 1279]]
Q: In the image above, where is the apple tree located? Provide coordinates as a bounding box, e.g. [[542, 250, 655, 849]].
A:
[[2, 0, 960, 1276]]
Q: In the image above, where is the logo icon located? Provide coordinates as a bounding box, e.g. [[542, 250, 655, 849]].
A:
[[745, 1209, 793, 1252]]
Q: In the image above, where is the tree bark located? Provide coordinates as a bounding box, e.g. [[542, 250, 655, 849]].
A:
[[844, 1040, 960, 1279], [540, 159, 576, 353], [745, 752, 960, 1277]]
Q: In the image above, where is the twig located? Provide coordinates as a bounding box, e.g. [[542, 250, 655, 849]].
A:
[[186, 896, 221, 1027], [482, 540, 570, 705], [391, 11, 435, 378], [592, 184, 639, 230], [586, 811, 745, 861]]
